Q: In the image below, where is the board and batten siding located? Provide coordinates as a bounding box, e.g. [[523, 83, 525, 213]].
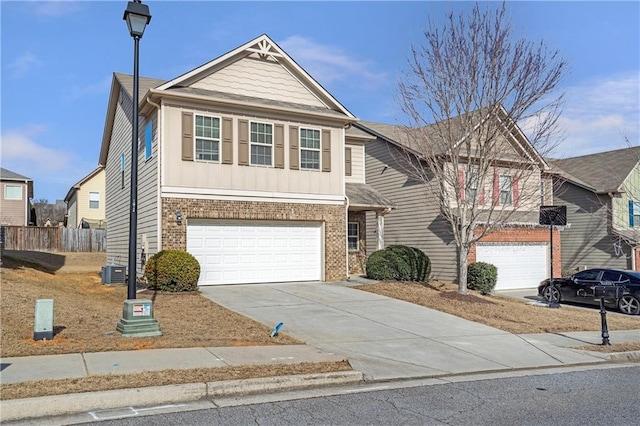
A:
[[162, 104, 344, 199], [556, 182, 631, 271], [345, 142, 365, 184], [190, 56, 325, 108], [365, 139, 458, 281], [105, 87, 159, 275]]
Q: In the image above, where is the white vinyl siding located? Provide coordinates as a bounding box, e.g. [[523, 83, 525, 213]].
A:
[[300, 127, 321, 170], [250, 121, 273, 166]]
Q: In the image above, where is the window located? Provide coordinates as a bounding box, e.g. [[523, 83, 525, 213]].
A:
[[632, 201, 640, 227], [144, 122, 153, 160], [121, 153, 126, 189], [89, 192, 100, 209], [300, 128, 320, 170], [602, 271, 623, 283], [574, 270, 600, 281], [468, 172, 479, 202], [4, 185, 22, 200], [195, 115, 220, 162], [250, 121, 273, 166], [348, 222, 359, 251], [499, 175, 512, 205]]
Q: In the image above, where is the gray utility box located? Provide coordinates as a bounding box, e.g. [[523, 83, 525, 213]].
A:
[[102, 265, 126, 284]]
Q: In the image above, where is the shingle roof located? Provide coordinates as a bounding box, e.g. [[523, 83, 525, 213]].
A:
[[346, 183, 395, 210], [549, 146, 640, 193], [0, 167, 32, 181], [114, 72, 165, 101]]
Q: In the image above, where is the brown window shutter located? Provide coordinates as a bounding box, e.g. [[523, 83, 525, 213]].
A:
[[274, 124, 284, 169], [181, 112, 193, 161], [222, 117, 233, 164], [322, 130, 331, 172], [345, 147, 352, 176], [289, 126, 299, 170], [238, 119, 249, 166]]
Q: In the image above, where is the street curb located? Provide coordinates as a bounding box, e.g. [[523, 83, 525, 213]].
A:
[[0, 371, 364, 422], [608, 350, 640, 363]]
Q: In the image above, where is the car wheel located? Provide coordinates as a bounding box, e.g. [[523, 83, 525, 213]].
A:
[[618, 295, 640, 315], [542, 286, 561, 303]]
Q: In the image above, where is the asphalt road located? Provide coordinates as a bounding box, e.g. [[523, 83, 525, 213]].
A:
[[84, 365, 639, 426]]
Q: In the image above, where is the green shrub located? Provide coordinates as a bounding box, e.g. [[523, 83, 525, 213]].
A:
[[144, 250, 201, 292], [467, 262, 498, 295], [366, 245, 430, 282]]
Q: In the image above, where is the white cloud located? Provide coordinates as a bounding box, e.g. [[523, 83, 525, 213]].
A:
[[554, 72, 640, 157], [7, 52, 42, 77], [279, 35, 388, 89], [29, 0, 83, 17], [0, 126, 73, 173]]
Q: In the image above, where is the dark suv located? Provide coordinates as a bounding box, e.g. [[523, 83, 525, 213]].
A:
[[538, 268, 640, 315]]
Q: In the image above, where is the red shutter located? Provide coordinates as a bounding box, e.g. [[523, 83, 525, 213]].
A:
[[493, 173, 500, 205], [458, 170, 465, 202], [512, 176, 519, 207], [479, 189, 485, 205]]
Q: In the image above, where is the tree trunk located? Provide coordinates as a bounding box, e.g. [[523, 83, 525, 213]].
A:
[[457, 245, 469, 294]]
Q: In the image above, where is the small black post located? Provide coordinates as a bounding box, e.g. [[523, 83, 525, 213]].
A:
[[599, 296, 610, 346]]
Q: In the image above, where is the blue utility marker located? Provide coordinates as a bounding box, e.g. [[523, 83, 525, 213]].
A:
[[270, 322, 283, 337]]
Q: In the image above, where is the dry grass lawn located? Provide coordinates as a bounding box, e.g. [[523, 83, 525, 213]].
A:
[[354, 281, 640, 335], [0, 254, 352, 400]]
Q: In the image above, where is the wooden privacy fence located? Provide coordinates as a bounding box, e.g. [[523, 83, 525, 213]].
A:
[[0, 226, 106, 252]]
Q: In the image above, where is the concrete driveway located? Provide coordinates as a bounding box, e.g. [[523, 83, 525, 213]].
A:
[[199, 282, 607, 380]]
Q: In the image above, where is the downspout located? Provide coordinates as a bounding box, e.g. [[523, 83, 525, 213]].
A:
[[345, 195, 350, 281]]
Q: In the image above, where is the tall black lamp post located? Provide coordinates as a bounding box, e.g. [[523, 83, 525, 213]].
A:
[[117, 0, 161, 337]]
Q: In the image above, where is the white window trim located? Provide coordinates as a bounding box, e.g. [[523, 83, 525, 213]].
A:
[[633, 201, 640, 228], [348, 222, 359, 252], [4, 184, 22, 200], [89, 192, 100, 209], [249, 120, 274, 167], [194, 113, 222, 164], [299, 126, 321, 171]]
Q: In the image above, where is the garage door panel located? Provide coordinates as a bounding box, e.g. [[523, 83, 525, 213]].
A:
[[187, 221, 322, 285], [476, 243, 548, 291]]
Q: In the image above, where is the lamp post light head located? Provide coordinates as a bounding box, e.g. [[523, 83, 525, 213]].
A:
[[123, 1, 151, 38]]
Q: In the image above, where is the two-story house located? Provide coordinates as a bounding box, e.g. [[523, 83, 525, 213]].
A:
[[64, 166, 106, 229], [550, 146, 640, 272], [356, 115, 560, 291], [0, 167, 34, 226], [99, 34, 393, 285]]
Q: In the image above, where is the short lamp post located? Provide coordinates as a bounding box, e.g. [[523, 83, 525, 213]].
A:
[[116, 0, 161, 337]]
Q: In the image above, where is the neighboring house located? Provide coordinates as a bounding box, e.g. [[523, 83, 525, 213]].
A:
[[64, 166, 106, 229], [0, 167, 34, 226], [356, 118, 560, 290], [550, 146, 640, 272], [99, 34, 393, 284]]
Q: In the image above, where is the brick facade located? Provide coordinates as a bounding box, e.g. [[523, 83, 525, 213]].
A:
[[468, 226, 561, 276], [348, 211, 367, 276], [161, 197, 347, 281]]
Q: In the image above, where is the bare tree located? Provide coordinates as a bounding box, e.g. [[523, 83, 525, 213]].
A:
[[397, 2, 567, 293], [32, 199, 66, 226]]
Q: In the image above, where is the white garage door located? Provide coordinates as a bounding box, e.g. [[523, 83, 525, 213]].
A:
[[187, 220, 322, 285], [475, 243, 548, 290]]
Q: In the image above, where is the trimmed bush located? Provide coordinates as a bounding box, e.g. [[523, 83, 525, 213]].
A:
[[144, 250, 201, 292], [366, 245, 430, 282], [467, 262, 498, 295]]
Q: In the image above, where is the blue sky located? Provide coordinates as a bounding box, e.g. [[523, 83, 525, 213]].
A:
[[1, 0, 639, 203]]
